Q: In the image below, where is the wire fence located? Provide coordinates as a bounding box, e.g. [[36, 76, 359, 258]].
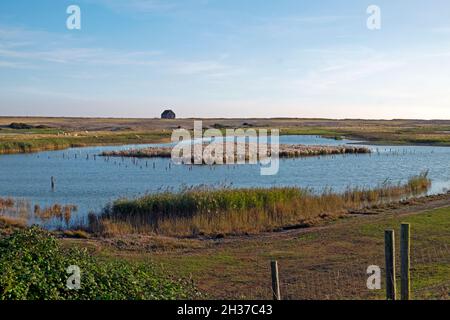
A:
[[207, 242, 449, 300], [409, 244, 450, 300]]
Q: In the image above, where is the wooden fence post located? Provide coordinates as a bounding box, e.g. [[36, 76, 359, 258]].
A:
[[385, 230, 396, 300], [270, 260, 281, 300], [400, 223, 411, 300]]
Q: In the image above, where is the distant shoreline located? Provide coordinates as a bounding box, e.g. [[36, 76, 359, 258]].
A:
[[1, 117, 449, 154]]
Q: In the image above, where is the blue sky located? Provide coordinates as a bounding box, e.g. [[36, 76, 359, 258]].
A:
[[1, 0, 450, 118]]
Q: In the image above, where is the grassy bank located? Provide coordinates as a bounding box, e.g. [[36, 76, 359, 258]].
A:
[[281, 126, 450, 146], [0, 131, 171, 154], [91, 173, 431, 237], [0, 227, 199, 300]]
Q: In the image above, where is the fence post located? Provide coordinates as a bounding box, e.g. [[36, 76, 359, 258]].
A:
[[400, 223, 411, 300], [385, 230, 396, 300], [270, 260, 281, 300]]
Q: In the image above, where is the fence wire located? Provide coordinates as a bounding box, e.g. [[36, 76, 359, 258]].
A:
[[210, 243, 449, 300]]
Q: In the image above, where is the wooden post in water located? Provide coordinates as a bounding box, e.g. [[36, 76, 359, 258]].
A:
[[270, 260, 281, 300], [51, 176, 55, 191], [400, 223, 411, 300], [385, 230, 396, 300]]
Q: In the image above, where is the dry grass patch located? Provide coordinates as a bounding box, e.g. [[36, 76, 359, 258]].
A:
[[62, 229, 90, 239]]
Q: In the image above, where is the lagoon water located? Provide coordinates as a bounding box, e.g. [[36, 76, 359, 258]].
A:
[[0, 135, 449, 226]]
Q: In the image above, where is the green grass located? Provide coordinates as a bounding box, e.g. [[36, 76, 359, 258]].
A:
[[412, 263, 449, 297], [0, 127, 63, 135], [162, 252, 241, 277], [280, 127, 344, 139], [0, 227, 199, 300], [358, 206, 450, 299], [359, 206, 450, 240]]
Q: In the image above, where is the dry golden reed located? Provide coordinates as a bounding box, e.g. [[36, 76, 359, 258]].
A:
[[92, 172, 431, 237]]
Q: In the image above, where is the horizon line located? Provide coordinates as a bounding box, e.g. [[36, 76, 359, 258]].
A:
[[1, 115, 450, 121]]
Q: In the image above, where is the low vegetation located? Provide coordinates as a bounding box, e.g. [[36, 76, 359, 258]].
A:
[[0, 198, 15, 210], [91, 173, 431, 237], [0, 227, 199, 300], [0, 130, 170, 154], [100, 143, 370, 163], [0, 216, 26, 237], [1, 197, 80, 227], [280, 125, 450, 146], [7, 122, 50, 130], [34, 204, 78, 224]]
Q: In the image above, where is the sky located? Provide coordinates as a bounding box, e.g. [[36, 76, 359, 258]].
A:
[[0, 0, 450, 119]]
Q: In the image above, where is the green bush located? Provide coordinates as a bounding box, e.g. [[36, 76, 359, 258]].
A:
[[0, 227, 198, 300]]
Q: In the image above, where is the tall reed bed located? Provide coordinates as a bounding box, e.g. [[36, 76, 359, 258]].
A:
[[33, 204, 78, 225], [0, 197, 15, 210], [0, 197, 78, 228], [91, 172, 431, 237]]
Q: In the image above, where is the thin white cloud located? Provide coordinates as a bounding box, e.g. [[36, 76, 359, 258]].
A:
[[0, 60, 35, 69], [0, 26, 163, 67], [0, 47, 162, 66], [93, 0, 177, 13], [279, 15, 357, 24], [169, 59, 244, 79], [0, 25, 242, 80]]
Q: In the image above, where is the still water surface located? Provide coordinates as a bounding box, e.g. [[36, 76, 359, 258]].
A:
[[0, 135, 449, 225]]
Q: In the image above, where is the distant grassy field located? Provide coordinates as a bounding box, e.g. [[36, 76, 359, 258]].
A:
[[0, 117, 449, 154], [0, 130, 170, 154]]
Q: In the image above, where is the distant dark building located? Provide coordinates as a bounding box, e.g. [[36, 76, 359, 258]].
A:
[[161, 109, 176, 119]]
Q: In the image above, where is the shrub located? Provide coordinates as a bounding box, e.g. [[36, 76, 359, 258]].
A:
[[0, 227, 199, 300]]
